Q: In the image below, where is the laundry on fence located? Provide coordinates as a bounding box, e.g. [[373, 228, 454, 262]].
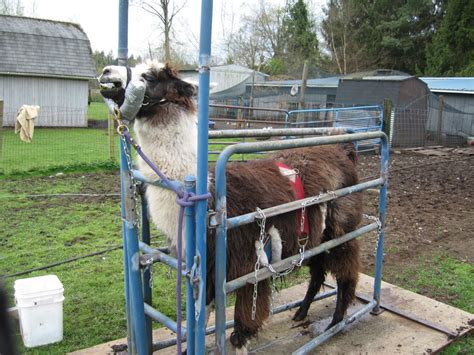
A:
[[15, 105, 40, 143]]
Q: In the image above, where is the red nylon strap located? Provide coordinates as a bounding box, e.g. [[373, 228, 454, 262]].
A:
[[274, 162, 309, 237]]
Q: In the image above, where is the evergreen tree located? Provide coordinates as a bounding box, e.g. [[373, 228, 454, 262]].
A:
[[283, 0, 321, 76], [425, 0, 474, 76]]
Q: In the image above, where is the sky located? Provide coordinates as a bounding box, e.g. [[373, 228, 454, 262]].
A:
[[21, 0, 326, 62]]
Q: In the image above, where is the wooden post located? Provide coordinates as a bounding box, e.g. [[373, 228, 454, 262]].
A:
[[0, 100, 4, 161], [297, 60, 308, 126], [437, 95, 444, 144], [383, 98, 393, 144], [108, 111, 115, 161]]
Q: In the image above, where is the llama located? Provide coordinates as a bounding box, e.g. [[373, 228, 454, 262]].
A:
[[99, 62, 362, 353]]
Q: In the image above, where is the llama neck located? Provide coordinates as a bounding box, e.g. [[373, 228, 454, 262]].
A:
[[133, 110, 197, 181]]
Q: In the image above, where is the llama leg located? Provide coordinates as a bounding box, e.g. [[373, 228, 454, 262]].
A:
[[230, 282, 270, 351], [326, 276, 357, 330], [292, 257, 326, 321]]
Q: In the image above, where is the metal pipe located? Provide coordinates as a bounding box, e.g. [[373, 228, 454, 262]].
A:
[[210, 103, 289, 114], [196, 0, 213, 353], [373, 134, 390, 312], [140, 195, 153, 351], [138, 242, 187, 276], [288, 105, 382, 115], [292, 300, 377, 354], [184, 176, 197, 354], [208, 127, 355, 139], [132, 170, 182, 191], [118, 0, 128, 66], [119, 139, 134, 353], [226, 223, 378, 293], [144, 303, 186, 336], [120, 140, 149, 355], [151, 290, 337, 351], [226, 178, 384, 230]]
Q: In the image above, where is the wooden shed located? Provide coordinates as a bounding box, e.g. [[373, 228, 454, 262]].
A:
[[335, 70, 429, 108], [0, 15, 96, 127]]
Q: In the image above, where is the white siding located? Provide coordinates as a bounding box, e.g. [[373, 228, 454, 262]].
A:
[[0, 75, 89, 127]]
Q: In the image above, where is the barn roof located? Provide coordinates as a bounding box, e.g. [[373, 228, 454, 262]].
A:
[[420, 77, 474, 95], [0, 15, 96, 79]]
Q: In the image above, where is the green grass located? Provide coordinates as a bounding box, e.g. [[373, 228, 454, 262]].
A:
[[87, 102, 110, 121], [0, 128, 117, 175], [393, 255, 474, 354], [0, 173, 178, 354]]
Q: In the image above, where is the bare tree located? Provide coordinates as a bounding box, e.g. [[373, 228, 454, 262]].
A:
[[135, 0, 187, 62], [226, 1, 285, 70], [0, 0, 24, 15]]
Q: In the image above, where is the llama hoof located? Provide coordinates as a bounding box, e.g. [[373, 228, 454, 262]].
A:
[[230, 331, 249, 352], [292, 308, 308, 321], [325, 318, 342, 331]]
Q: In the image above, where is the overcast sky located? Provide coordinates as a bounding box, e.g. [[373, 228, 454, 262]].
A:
[[21, 0, 325, 61]]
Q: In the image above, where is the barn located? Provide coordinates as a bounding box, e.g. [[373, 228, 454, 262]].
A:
[[0, 15, 96, 127]]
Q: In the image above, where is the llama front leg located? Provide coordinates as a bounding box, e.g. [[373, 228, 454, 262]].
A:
[[326, 276, 357, 330], [293, 256, 326, 321], [230, 282, 270, 353]]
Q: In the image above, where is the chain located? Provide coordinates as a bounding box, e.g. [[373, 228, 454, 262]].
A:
[[363, 214, 383, 255], [252, 207, 267, 320], [114, 107, 141, 229], [121, 134, 141, 228]]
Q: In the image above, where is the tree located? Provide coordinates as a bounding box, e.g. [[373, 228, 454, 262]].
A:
[[225, 1, 286, 72], [321, 0, 444, 75], [135, 0, 187, 62], [425, 0, 474, 76], [92, 51, 143, 74], [0, 0, 24, 15], [283, 0, 321, 76]]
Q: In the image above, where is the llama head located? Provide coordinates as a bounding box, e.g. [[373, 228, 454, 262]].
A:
[[98, 61, 197, 119]]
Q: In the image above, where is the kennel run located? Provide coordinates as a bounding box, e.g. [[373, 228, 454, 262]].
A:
[[91, 1, 471, 355]]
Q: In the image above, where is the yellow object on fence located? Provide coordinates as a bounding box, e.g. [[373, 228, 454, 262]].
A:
[[15, 105, 40, 143]]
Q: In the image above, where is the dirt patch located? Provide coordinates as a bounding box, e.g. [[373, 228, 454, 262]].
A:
[[357, 148, 474, 286]]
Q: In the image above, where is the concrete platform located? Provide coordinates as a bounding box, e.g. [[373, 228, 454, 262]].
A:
[[71, 274, 473, 354]]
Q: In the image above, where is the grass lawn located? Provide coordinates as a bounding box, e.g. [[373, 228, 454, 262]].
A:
[[0, 128, 117, 176], [87, 102, 110, 121], [0, 173, 179, 354]]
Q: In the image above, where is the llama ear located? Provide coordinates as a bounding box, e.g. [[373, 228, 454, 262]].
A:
[[177, 79, 197, 97]]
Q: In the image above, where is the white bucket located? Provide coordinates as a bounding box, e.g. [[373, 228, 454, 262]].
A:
[[14, 275, 64, 348]]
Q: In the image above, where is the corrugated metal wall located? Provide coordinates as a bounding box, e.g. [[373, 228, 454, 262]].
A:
[[0, 75, 89, 127]]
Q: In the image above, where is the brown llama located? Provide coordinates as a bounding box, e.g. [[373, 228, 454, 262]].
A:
[[99, 61, 362, 353]]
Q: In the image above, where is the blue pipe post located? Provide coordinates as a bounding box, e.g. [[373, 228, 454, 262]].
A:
[[184, 176, 197, 354], [141, 196, 153, 350], [196, 0, 213, 352], [119, 140, 135, 353], [373, 133, 389, 312], [118, 0, 128, 66]]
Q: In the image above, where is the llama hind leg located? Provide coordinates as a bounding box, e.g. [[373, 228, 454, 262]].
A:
[[293, 257, 326, 321], [230, 282, 270, 352], [326, 276, 357, 330]]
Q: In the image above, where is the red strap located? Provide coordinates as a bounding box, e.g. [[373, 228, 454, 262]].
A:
[[274, 162, 309, 237]]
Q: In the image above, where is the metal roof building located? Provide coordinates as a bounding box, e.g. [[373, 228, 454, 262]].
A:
[[0, 15, 96, 127]]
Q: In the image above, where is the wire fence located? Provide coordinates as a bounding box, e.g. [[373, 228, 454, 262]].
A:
[[1, 94, 473, 175]]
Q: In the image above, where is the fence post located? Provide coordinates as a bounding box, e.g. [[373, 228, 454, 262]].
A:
[[437, 95, 444, 144], [108, 112, 115, 160], [383, 98, 393, 142], [297, 60, 308, 126], [0, 100, 3, 163]]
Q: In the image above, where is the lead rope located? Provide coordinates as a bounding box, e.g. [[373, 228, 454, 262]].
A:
[[114, 109, 210, 355]]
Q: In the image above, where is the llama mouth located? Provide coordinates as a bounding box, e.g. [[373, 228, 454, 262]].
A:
[[99, 81, 122, 91]]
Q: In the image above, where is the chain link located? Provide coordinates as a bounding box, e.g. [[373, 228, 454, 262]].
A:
[[120, 134, 141, 228], [252, 207, 267, 320]]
